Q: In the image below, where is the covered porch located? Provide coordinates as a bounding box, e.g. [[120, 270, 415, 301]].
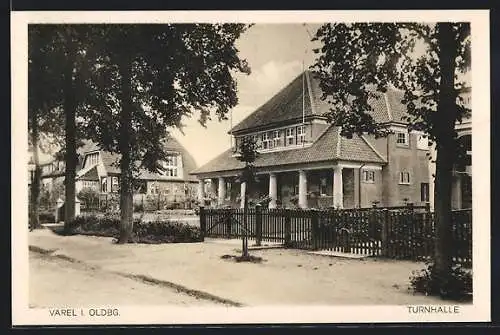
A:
[[196, 161, 383, 209]]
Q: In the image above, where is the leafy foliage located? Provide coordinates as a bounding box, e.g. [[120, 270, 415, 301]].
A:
[[409, 260, 472, 301], [64, 214, 202, 244], [312, 23, 470, 147], [311, 22, 472, 295], [235, 135, 259, 185], [80, 24, 251, 176]]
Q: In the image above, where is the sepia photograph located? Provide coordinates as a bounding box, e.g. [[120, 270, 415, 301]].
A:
[[12, 10, 490, 325]]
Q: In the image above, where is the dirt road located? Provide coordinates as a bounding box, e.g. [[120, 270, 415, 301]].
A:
[[29, 251, 216, 308]]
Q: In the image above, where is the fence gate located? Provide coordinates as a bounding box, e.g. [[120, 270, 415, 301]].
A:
[[203, 208, 255, 240]]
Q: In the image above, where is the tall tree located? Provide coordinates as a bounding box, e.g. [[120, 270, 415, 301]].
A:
[[312, 22, 470, 295], [28, 25, 94, 230], [83, 24, 251, 243], [28, 26, 65, 229]]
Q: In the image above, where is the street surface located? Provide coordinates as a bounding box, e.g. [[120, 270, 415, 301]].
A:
[[29, 251, 216, 308]]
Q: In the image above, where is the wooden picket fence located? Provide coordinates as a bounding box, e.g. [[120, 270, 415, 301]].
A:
[[200, 205, 472, 266]]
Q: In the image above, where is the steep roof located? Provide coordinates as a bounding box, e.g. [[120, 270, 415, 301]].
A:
[[191, 125, 386, 175], [230, 70, 409, 134], [78, 166, 99, 181], [230, 72, 315, 134], [85, 137, 198, 182]]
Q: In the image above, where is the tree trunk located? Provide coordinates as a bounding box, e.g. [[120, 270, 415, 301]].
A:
[[29, 114, 42, 230], [433, 22, 458, 293], [63, 32, 78, 231], [117, 54, 134, 244]]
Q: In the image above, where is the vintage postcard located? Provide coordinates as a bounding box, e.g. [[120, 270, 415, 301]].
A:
[[11, 10, 490, 325]]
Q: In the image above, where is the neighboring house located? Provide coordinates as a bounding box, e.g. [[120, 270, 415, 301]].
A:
[[191, 70, 432, 209], [75, 138, 199, 204], [428, 87, 472, 210]]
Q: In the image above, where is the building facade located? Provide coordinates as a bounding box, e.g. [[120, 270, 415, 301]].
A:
[[191, 71, 431, 209], [32, 137, 199, 206]]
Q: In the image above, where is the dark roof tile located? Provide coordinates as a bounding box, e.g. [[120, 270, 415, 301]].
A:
[[231, 71, 410, 134]]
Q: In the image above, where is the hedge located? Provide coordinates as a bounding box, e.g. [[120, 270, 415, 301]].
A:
[[64, 214, 202, 244]]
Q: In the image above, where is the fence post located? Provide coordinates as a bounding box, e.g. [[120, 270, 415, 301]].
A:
[[311, 209, 320, 250], [284, 211, 292, 247], [381, 208, 390, 257], [199, 206, 206, 241], [255, 204, 262, 246]]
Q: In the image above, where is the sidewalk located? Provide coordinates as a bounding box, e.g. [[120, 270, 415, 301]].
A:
[[28, 229, 446, 306]]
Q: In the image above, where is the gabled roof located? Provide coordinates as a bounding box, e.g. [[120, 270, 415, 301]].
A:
[[84, 137, 198, 182], [78, 165, 99, 181], [191, 125, 386, 175], [230, 70, 410, 134]]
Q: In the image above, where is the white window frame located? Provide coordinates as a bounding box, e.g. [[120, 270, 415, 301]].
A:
[[272, 130, 281, 148], [297, 125, 306, 145], [112, 176, 120, 192], [101, 177, 107, 193], [396, 131, 409, 147], [286, 127, 295, 146], [399, 171, 411, 185], [362, 170, 375, 183], [261, 132, 270, 149], [162, 154, 179, 177]]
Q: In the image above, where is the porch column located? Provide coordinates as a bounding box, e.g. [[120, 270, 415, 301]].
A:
[[268, 172, 277, 209], [353, 168, 360, 208], [197, 179, 205, 204], [298, 170, 308, 209], [333, 165, 343, 209], [217, 177, 226, 207], [240, 182, 246, 208]]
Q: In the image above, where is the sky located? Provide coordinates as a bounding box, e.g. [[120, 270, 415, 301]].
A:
[[170, 24, 322, 168]]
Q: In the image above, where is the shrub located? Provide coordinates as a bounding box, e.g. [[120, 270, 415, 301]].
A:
[[39, 211, 55, 223], [65, 214, 202, 244], [77, 187, 100, 209], [409, 260, 472, 301]]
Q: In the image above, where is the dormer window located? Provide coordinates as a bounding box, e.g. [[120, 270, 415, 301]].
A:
[[272, 130, 281, 148], [286, 128, 295, 146], [261, 132, 270, 149], [162, 154, 179, 177], [297, 125, 306, 144]]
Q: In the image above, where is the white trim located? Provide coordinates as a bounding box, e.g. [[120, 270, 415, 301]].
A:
[[389, 124, 408, 133], [258, 142, 313, 154], [398, 171, 411, 185], [361, 164, 383, 171], [337, 161, 362, 169]]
